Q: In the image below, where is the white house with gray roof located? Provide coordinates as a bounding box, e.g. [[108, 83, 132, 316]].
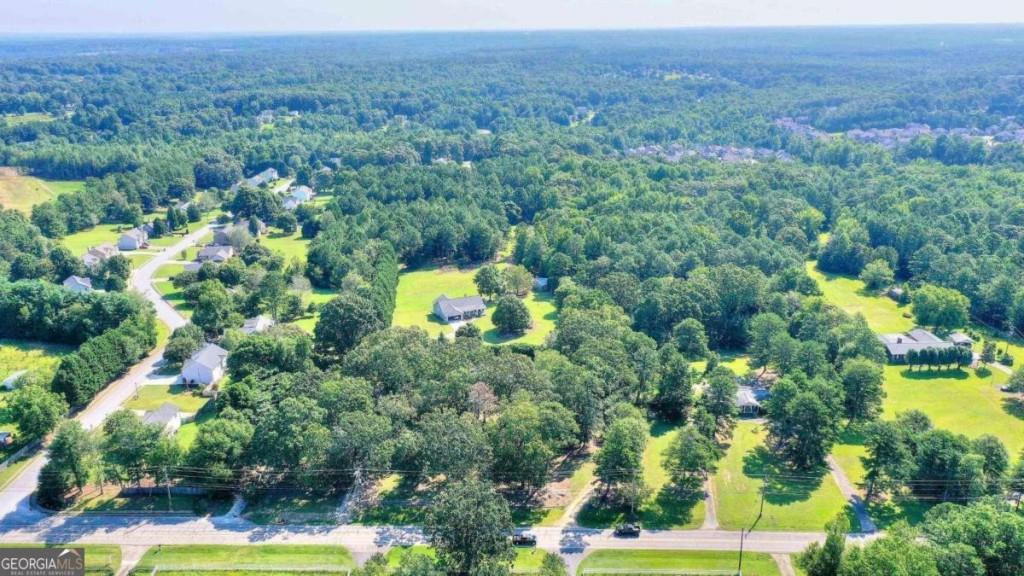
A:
[[62, 275, 93, 293], [181, 343, 228, 387], [143, 402, 182, 435], [81, 244, 118, 268], [433, 294, 486, 323], [117, 227, 148, 251]]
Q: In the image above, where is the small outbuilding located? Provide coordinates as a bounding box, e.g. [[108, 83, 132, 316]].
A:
[[241, 315, 275, 335], [735, 386, 768, 417]]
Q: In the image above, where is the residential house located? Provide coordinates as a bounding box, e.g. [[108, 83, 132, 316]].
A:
[[235, 218, 267, 237], [142, 402, 182, 435], [181, 343, 228, 389], [232, 167, 280, 192], [241, 315, 275, 335], [62, 275, 93, 294], [117, 227, 148, 251], [0, 431, 13, 447], [212, 227, 232, 246], [433, 295, 487, 323], [283, 185, 314, 211], [197, 245, 234, 263], [81, 244, 118, 268], [887, 286, 906, 302], [878, 328, 971, 363], [183, 261, 203, 273]]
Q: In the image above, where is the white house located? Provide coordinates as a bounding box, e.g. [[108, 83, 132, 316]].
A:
[[433, 295, 487, 323], [181, 343, 228, 388], [283, 185, 314, 211], [62, 275, 93, 293], [117, 228, 148, 251]]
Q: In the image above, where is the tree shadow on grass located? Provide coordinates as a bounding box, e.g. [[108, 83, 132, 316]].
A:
[[1002, 397, 1024, 420], [741, 446, 828, 507], [898, 368, 970, 381]]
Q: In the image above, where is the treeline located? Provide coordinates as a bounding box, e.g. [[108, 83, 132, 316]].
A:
[[51, 314, 157, 405], [0, 279, 149, 344]]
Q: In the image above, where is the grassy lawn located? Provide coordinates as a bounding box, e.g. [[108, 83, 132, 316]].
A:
[[131, 545, 354, 574], [393, 265, 558, 346], [578, 422, 705, 529], [0, 338, 72, 384], [61, 224, 125, 255], [578, 550, 779, 576], [257, 230, 310, 261], [805, 262, 913, 334], [154, 280, 194, 318], [155, 262, 188, 279], [70, 485, 232, 512], [513, 451, 596, 527], [0, 174, 84, 213], [714, 421, 851, 532], [123, 383, 210, 413], [882, 364, 1022, 458], [2, 112, 56, 125], [175, 402, 215, 450], [0, 544, 120, 576], [386, 545, 554, 573], [244, 491, 341, 525], [292, 287, 339, 332]]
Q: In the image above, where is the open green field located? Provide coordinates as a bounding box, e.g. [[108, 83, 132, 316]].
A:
[[0, 174, 84, 213], [175, 401, 215, 450], [0, 338, 72, 384], [578, 422, 705, 529], [258, 230, 311, 261], [61, 224, 123, 255], [0, 544, 120, 575], [805, 262, 913, 334], [123, 383, 210, 413], [1, 112, 56, 125], [385, 545, 555, 573], [155, 262, 188, 279], [714, 421, 851, 531], [578, 550, 779, 576], [131, 545, 354, 574], [882, 364, 1022, 457], [392, 265, 558, 345]]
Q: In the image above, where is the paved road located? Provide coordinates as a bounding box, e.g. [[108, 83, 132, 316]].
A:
[[0, 224, 213, 522]]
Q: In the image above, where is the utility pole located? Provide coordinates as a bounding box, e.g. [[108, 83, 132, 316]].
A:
[[163, 466, 173, 512], [738, 475, 767, 576]]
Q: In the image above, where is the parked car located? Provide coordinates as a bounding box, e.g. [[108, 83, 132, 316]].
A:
[[614, 523, 641, 537], [511, 532, 537, 547]]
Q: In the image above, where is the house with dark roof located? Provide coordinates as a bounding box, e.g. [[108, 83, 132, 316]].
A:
[[62, 275, 93, 293], [433, 295, 486, 323], [878, 328, 971, 363]]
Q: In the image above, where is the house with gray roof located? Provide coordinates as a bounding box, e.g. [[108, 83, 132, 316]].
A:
[[197, 245, 234, 263], [181, 343, 228, 388], [142, 402, 182, 435], [283, 185, 314, 211], [241, 315, 275, 335], [117, 227, 148, 251], [81, 244, 118, 268], [433, 295, 486, 324], [735, 385, 769, 416], [878, 328, 970, 363], [62, 275, 93, 293]]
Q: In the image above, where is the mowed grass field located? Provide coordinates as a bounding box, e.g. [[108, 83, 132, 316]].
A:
[[131, 545, 355, 574], [882, 364, 1022, 457], [0, 174, 84, 213], [385, 545, 555, 573], [805, 261, 913, 334], [393, 264, 557, 345], [578, 550, 780, 576], [123, 383, 210, 413], [577, 422, 705, 529], [714, 421, 851, 531]]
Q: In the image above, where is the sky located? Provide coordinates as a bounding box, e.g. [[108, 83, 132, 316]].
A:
[[1, 0, 1023, 35]]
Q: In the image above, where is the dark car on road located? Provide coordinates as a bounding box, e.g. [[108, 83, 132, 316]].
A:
[[613, 523, 641, 537], [511, 532, 537, 546]]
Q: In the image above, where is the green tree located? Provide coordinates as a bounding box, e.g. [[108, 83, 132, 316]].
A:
[[672, 318, 709, 359], [840, 358, 885, 422], [164, 323, 205, 366], [192, 280, 234, 335], [595, 416, 647, 500], [502, 265, 533, 296], [474, 265, 505, 300], [425, 478, 515, 575], [7, 382, 67, 440], [859, 259, 895, 291], [912, 284, 969, 330], [314, 292, 385, 363], [492, 295, 531, 334], [663, 425, 718, 492], [798, 514, 848, 576], [47, 420, 94, 495]]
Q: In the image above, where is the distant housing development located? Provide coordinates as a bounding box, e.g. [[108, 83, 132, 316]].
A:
[[433, 294, 486, 323], [878, 328, 973, 363]]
